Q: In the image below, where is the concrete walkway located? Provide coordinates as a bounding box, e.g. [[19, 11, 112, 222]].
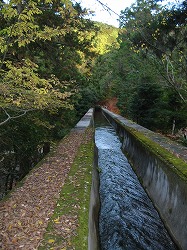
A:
[[0, 109, 94, 250]]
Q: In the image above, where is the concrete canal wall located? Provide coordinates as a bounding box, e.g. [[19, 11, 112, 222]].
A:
[[88, 144, 100, 250], [76, 108, 100, 250], [102, 108, 187, 250]]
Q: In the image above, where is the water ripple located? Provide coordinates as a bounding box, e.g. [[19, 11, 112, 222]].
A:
[[95, 126, 177, 250]]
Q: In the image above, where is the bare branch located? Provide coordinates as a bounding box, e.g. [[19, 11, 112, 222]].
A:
[[95, 0, 120, 17], [0, 108, 33, 126], [0, 156, 5, 163]]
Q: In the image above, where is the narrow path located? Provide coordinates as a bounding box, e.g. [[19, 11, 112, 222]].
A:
[[0, 128, 93, 250]]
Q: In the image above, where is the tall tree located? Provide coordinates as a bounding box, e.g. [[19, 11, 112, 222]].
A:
[[119, 0, 187, 103], [0, 0, 96, 125], [0, 0, 97, 197]]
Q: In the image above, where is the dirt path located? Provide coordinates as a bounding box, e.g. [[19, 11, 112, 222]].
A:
[[0, 128, 93, 250]]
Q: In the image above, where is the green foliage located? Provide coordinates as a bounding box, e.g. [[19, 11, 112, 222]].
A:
[[90, 0, 187, 134], [73, 22, 120, 114], [0, 0, 97, 118], [0, 0, 97, 197], [1, 59, 73, 110], [119, 0, 187, 103], [92, 22, 119, 55], [1, 0, 187, 198], [129, 82, 166, 130]]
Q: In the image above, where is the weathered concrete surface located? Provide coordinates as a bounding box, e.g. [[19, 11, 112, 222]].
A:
[[0, 108, 100, 249], [102, 108, 187, 250], [74, 108, 100, 250], [88, 145, 100, 250], [75, 108, 100, 250], [73, 108, 94, 131], [102, 109, 187, 163]]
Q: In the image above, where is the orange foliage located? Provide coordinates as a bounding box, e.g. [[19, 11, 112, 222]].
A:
[[98, 97, 120, 114]]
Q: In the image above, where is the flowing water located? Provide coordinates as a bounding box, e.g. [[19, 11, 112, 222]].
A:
[[94, 111, 177, 250]]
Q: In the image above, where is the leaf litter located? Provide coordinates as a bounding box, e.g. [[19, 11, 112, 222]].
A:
[[0, 128, 93, 250]]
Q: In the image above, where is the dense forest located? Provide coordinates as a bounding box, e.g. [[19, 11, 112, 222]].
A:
[[0, 0, 187, 198]]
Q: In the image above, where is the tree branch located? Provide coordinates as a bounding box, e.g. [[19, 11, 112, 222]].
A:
[[95, 0, 120, 17], [0, 108, 33, 126], [0, 156, 5, 163]]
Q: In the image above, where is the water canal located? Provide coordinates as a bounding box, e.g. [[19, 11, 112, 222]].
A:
[[94, 111, 177, 250]]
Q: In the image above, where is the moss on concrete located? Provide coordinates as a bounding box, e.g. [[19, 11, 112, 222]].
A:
[[123, 125, 187, 181], [39, 129, 94, 249], [108, 115, 187, 180]]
